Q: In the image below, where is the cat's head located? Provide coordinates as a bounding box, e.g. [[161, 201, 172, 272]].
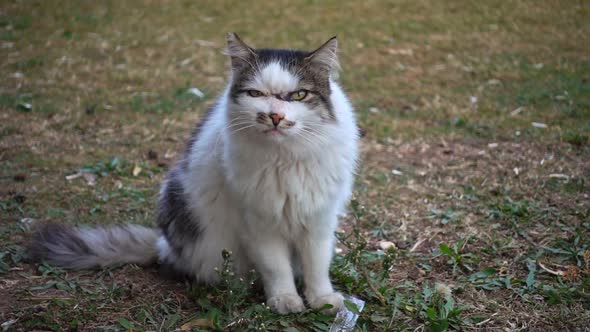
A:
[[225, 33, 340, 143]]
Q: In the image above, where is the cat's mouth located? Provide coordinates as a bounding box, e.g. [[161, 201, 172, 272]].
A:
[[263, 128, 286, 136]]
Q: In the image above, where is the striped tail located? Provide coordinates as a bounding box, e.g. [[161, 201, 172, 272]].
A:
[[28, 223, 160, 269]]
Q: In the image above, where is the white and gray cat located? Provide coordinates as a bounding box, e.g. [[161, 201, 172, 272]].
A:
[[29, 33, 359, 314]]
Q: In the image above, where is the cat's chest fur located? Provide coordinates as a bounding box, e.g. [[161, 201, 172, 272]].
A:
[[224, 143, 348, 227]]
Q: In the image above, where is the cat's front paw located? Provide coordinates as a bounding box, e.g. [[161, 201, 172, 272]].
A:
[[268, 293, 305, 314], [307, 292, 344, 315]]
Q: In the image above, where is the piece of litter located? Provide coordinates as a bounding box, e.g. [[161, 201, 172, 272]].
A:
[[531, 122, 547, 129], [513, 167, 520, 176], [392, 169, 403, 176], [378, 241, 396, 251], [549, 173, 569, 180], [2, 319, 18, 331], [187, 87, 205, 99], [368, 107, 380, 113], [334, 247, 343, 254], [470, 96, 478, 105], [488, 143, 498, 149], [329, 296, 365, 332]]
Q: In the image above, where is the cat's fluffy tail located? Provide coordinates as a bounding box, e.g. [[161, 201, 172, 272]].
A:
[[28, 223, 160, 269]]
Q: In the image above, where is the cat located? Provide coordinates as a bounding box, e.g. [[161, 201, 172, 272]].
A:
[[28, 33, 359, 315]]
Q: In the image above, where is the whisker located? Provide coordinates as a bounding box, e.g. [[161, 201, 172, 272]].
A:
[[230, 124, 256, 135]]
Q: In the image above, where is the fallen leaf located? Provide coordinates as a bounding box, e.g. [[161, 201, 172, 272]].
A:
[[563, 265, 580, 282], [132, 164, 142, 177], [510, 107, 524, 116], [180, 318, 215, 331]]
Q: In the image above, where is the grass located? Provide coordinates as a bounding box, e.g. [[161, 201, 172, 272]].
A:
[[1, 0, 589, 331]]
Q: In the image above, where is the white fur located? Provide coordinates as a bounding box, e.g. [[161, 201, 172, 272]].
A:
[[158, 61, 358, 313], [246, 62, 300, 94], [76, 225, 159, 268]]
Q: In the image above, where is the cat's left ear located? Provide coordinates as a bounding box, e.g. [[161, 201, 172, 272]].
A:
[[305, 36, 340, 74], [226, 32, 256, 72]]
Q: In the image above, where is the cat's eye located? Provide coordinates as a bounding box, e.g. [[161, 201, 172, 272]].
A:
[[289, 90, 308, 101], [247, 90, 264, 97]]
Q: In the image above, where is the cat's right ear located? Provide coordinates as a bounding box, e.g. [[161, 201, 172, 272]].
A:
[[226, 32, 256, 72]]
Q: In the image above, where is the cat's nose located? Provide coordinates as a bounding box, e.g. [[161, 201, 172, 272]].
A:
[[269, 112, 285, 127]]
